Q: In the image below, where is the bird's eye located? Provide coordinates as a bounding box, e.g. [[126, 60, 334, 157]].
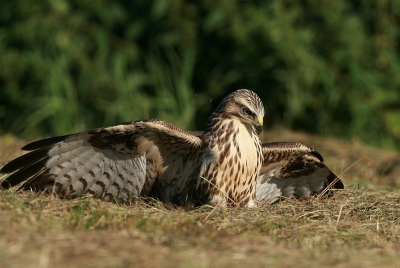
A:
[[242, 107, 252, 116]]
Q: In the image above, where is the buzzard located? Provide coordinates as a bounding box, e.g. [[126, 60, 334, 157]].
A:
[[0, 89, 343, 207]]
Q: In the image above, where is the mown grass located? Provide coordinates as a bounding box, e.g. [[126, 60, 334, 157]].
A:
[[0, 131, 400, 268]]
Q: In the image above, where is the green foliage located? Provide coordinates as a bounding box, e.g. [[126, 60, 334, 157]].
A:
[[0, 0, 400, 149]]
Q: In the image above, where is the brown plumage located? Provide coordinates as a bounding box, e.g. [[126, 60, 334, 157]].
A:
[[0, 89, 343, 207], [257, 142, 343, 204]]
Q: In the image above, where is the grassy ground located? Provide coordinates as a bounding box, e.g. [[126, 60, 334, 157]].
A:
[[0, 130, 399, 268]]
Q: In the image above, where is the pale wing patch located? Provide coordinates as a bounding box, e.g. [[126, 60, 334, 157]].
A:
[[256, 170, 329, 204], [257, 142, 342, 204], [44, 143, 147, 201]]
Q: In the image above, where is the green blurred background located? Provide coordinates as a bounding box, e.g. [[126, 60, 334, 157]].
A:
[[1, 0, 400, 149]]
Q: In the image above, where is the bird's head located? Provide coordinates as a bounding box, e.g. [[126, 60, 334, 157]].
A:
[[213, 89, 265, 134]]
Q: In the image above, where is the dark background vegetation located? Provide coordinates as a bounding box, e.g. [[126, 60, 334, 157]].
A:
[[1, 0, 400, 149]]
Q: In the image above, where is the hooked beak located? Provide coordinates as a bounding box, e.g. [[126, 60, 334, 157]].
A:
[[255, 117, 263, 134]]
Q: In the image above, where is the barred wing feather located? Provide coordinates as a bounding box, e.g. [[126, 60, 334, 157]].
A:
[[256, 142, 344, 204], [0, 119, 202, 204]]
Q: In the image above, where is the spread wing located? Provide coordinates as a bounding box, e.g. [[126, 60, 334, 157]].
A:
[[256, 142, 344, 204], [0, 119, 202, 203]]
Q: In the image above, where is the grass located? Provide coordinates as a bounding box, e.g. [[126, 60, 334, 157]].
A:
[[0, 130, 400, 267]]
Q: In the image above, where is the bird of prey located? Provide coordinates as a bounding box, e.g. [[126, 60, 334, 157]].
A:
[[0, 89, 343, 207]]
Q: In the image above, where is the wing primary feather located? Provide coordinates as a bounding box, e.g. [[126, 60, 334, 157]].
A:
[[329, 173, 344, 189], [1, 159, 46, 189], [21, 135, 71, 151], [311, 150, 324, 162], [0, 147, 50, 173]]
